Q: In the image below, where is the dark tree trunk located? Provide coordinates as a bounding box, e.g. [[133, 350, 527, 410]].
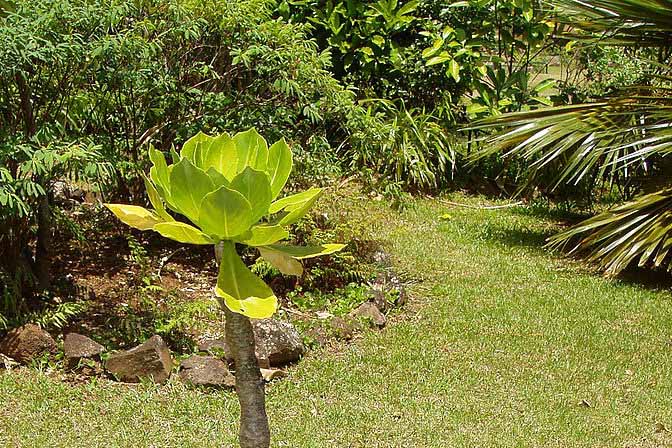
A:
[[15, 71, 51, 292], [35, 194, 51, 291], [215, 244, 270, 448]]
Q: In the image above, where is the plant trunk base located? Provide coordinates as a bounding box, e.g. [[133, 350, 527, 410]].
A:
[[224, 307, 270, 448]]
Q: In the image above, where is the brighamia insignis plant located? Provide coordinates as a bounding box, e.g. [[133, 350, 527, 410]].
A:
[[105, 128, 344, 448]]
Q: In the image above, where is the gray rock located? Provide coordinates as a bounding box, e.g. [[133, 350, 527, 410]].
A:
[[250, 319, 305, 367], [199, 319, 306, 369], [0, 324, 57, 364], [198, 338, 227, 354], [179, 355, 235, 388], [370, 272, 407, 310], [198, 337, 270, 369], [370, 288, 391, 314], [372, 249, 392, 266], [201, 318, 306, 368], [64, 333, 105, 370], [329, 317, 359, 340], [352, 302, 387, 328], [106, 335, 173, 383]]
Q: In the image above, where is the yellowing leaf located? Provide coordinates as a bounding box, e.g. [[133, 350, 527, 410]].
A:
[[263, 243, 345, 259], [269, 187, 322, 226], [269, 187, 322, 214], [276, 192, 323, 226], [153, 222, 214, 245], [258, 247, 304, 276], [105, 204, 163, 231], [219, 295, 278, 320], [448, 59, 461, 82], [215, 241, 278, 318]]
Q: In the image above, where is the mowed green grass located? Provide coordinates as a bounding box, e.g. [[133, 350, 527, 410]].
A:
[[2, 193, 672, 447]]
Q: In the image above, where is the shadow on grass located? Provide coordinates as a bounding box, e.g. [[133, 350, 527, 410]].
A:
[[484, 226, 555, 249], [507, 202, 591, 226], [615, 265, 672, 292], [473, 209, 672, 293]]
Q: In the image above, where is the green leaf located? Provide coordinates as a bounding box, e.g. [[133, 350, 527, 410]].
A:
[[421, 38, 444, 58], [533, 78, 556, 93], [153, 222, 214, 245], [233, 128, 269, 174], [262, 243, 345, 259], [230, 167, 272, 223], [199, 186, 254, 239], [266, 138, 293, 199], [202, 133, 238, 180], [240, 225, 289, 246], [149, 146, 170, 200], [105, 204, 163, 231], [142, 174, 174, 222], [547, 188, 672, 276], [258, 246, 304, 276], [215, 241, 277, 319], [531, 96, 553, 106], [269, 187, 322, 214], [180, 131, 213, 166], [170, 145, 180, 164], [426, 54, 451, 66], [206, 167, 230, 189], [448, 59, 461, 82], [271, 188, 323, 226], [169, 158, 215, 223]]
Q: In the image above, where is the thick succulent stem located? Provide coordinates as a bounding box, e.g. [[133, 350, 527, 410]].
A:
[[215, 243, 270, 448]]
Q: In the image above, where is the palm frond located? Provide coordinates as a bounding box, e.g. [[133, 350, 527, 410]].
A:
[[547, 187, 672, 276], [470, 97, 672, 190], [551, 0, 672, 46]]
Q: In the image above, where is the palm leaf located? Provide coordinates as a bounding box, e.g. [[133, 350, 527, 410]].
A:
[[468, 0, 672, 275], [550, 0, 672, 46], [547, 187, 672, 276], [470, 98, 672, 190]]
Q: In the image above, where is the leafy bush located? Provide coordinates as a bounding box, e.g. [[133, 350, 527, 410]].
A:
[[278, 0, 469, 107], [348, 99, 459, 190], [0, 0, 370, 317]]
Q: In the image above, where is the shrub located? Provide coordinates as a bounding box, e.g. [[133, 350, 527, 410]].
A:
[[0, 0, 369, 317]]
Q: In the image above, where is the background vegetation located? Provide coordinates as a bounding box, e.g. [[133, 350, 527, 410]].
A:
[[2, 0, 672, 362]]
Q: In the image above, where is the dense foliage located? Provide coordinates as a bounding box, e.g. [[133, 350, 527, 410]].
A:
[[0, 0, 372, 320], [4, 0, 670, 330], [473, 0, 672, 275]]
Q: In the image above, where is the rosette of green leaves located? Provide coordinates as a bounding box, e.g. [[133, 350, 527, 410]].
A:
[[105, 129, 344, 319]]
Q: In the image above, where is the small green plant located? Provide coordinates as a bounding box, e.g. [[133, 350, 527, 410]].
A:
[[20, 301, 87, 330], [126, 236, 151, 280], [288, 282, 370, 316], [104, 128, 344, 448]]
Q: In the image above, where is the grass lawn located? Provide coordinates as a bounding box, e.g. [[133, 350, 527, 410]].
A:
[[2, 192, 672, 447]]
